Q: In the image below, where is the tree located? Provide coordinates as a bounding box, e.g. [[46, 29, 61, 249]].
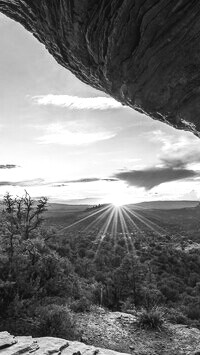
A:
[[0, 192, 48, 280], [2, 191, 48, 239], [113, 253, 145, 308], [0, 192, 77, 325]]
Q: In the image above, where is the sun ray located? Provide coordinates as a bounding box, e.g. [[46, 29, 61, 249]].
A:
[[118, 208, 131, 254], [94, 207, 116, 258], [56, 197, 177, 259], [58, 204, 110, 232], [122, 207, 146, 239], [110, 207, 118, 251], [82, 205, 113, 233], [124, 207, 165, 237], [119, 208, 136, 254], [133, 209, 168, 234]]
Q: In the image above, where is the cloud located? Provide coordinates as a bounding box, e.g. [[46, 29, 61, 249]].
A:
[[114, 167, 198, 190], [37, 123, 116, 145], [57, 177, 117, 184], [50, 197, 100, 205], [0, 178, 44, 187], [114, 134, 200, 189], [52, 177, 117, 187], [65, 178, 100, 183], [33, 94, 122, 110], [0, 182, 12, 186], [149, 130, 200, 167], [160, 153, 200, 169], [114, 130, 200, 190], [0, 164, 18, 169]]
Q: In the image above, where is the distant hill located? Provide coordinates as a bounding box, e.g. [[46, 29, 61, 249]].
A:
[[131, 200, 199, 210], [47, 200, 200, 214], [47, 203, 89, 213], [44, 201, 200, 237]]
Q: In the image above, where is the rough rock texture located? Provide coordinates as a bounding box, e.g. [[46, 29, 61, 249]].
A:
[[0, 332, 129, 355], [0, 332, 16, 349], [1, 1, 200, 136]]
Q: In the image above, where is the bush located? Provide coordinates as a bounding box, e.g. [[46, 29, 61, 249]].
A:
[[137, 307, 165, 330], [165, 308, 188, 325], [186, 306, 200, 321], [120, 297, 136, 314], [70, 296, 91, 313], [35, 304, 78, 339]]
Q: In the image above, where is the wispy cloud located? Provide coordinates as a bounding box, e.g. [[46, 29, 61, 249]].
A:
[[0, 164, 18, 169], [33, 94, 122, 110], [53, 177, 117, 186], [0, 178, 44, 187], [149, 130, 200, 168], [37, 123, 116, 146]]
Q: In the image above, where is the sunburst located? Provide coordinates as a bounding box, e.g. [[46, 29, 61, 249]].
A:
[[58, 201, 170, 257]]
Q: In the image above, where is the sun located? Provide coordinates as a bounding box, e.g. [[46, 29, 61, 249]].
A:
[[112, 200, 125, 207], [109, 194, 128, 207], [105, 189, 133, 207]]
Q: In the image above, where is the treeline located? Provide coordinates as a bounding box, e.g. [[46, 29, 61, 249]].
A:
[[1, 193, 200, 339]]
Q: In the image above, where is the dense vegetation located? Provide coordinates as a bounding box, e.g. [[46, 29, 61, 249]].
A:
[[1, 193, 200, 338]]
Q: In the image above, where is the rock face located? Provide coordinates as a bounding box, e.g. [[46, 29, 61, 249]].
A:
[[1, 1, 200, 136], [0, 332, 129, 355]]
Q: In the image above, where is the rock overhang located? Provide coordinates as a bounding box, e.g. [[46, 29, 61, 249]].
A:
[[0, 1, 200, 136]]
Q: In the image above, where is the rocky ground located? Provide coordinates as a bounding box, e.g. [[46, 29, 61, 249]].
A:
[[2, 309, 200, 355], [75, 308, 200, 355]]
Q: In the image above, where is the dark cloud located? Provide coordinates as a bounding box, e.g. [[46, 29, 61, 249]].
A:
[[114, 167, 198, 190], [114, 144, 200, 190], [0, 164, 18, 169]]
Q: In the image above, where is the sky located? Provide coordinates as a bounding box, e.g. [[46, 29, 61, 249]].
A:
[[1, 13, 200, 205]]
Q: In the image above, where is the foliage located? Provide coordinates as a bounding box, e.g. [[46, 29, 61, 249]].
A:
[[165, 308, 188, 325], [70, 296, 91, 313], [1, 192, 200, 336], [137, 307, 165, 330], [34, 304, 78, 339]]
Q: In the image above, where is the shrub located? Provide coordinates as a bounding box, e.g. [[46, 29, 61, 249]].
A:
[[70, 296, 91, 313], [120, 297, 136, 314], [186, 306, 200, 320], [35, 304, 78, 339], [137, 307, 165, 330], [165, 308, 188, 325]]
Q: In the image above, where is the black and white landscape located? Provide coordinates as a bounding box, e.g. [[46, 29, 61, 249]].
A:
[[1, 2, 200, 355]]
